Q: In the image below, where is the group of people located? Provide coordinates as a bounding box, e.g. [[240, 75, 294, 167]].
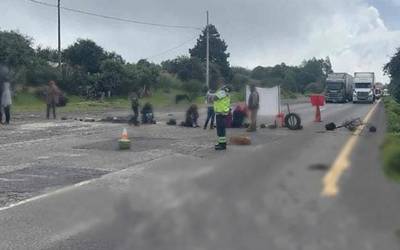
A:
[[195, 79, 260, 151], [128, 92, 156, 126], [127, 79, 260, 151], [0, 70, 63, 125]]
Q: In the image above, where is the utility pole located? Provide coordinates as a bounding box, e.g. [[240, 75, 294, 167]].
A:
[[206, 11, 210, 90], [58, 0, 62, 70]]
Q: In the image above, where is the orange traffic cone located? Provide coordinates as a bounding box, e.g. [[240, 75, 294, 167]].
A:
[[121, 128, 129, 140], [118, 128, 131, 150], [315, 106, 321, 122]]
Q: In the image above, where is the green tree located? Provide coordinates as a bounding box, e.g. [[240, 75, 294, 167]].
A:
[[36, 46, 59, 63], [63, 39, 106, 73], [99, 59, 125, 95], [384, 48, 400, 102], [25, 57, 59, 86], [0, 30, 34, 69], [182, 79, 203, 101], [189, 24, 231, 82], [162, 56, 204, 82], [136, 59, 160, 95]]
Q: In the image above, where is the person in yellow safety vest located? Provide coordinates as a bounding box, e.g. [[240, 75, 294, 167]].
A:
[[213, 80, 231, 151]]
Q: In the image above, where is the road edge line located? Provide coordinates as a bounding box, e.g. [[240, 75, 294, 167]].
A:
[[321, 100, 381, 197]]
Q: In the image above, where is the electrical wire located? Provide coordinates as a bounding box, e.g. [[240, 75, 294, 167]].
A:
[[27, 0, 202, 30], [145, 36, 198, 60]]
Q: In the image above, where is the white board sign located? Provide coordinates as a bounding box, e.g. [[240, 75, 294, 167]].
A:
[[246, 86, 280, 116]]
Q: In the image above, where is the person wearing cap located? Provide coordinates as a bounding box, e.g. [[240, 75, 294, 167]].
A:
[[247, 83, 260, 132], [213, 79, 231, 150]]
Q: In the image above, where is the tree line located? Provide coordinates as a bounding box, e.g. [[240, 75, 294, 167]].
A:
[[0, 25, 334, 99], [385, 48, 400, 102]]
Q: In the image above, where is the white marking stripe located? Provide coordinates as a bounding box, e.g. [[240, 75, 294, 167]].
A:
[[0, 179, 93, 212]]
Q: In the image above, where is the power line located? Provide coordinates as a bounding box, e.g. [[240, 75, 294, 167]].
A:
[[146, 36, 198, 60], [27, 0, 202, 30]]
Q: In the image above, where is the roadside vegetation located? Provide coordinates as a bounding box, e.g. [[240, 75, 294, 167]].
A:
[[383, 47, 400, 181], [382, 98, 400, 181], [1, 25, 332, 112]]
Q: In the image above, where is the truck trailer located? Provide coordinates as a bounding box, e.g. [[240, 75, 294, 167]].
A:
[[325, 73, 353, 103], [353, 72, 375, 104]]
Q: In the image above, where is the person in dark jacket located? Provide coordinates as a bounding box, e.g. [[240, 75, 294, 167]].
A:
[[46, 80, 61, 119], [129, 91, 140, 126], [247, 84, 260, 132], [141, 102, 156, 124], [181, 104, 200, 127]]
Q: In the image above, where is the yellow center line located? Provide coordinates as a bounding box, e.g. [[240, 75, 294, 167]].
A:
[[321, 100, 381, 197]]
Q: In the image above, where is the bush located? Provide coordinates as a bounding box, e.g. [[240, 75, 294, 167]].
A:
[[182, 79, 204, 101], [382, 97, 400, 181], [384, 98, 400, 133], [383, 134, 400, 181]]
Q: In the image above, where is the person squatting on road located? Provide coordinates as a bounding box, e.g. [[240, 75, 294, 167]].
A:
[[247, 83, 260, 132], [232, 104, 248, 128], [141, 102, 156, 124], [129, 91, 140, 126], [203, 89, 215, 130], [46, 80, 61, 119], [181, 104, 200, 127], [213, 81, 231, 151]]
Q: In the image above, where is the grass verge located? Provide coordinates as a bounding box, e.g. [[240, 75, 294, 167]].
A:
[[382, 97, 400, 181], [13, 89, 241, 113]]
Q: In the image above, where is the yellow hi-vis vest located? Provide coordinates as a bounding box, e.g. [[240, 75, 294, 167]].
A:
[[214, 89, 230, 114]]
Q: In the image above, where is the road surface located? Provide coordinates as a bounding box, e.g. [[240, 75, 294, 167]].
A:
[[0, 101, 398, 250]]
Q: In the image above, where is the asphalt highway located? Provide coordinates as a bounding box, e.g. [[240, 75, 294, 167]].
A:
[[0, 101, 398, 250]]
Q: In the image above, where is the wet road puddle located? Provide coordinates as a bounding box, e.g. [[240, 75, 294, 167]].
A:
[[0, 166, 109, 207]]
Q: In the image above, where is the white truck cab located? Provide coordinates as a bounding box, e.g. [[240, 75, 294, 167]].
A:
[[353, 72, 375, 104]]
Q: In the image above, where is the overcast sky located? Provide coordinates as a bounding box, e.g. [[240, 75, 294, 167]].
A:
[[2, 0, 400, 82]]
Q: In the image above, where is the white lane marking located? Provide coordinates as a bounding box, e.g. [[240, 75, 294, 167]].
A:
[[0, 154, 211, 212], [0, 179, 94, 212]]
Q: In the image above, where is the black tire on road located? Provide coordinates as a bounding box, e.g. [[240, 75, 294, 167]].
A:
[[285, 113, 302, 130]]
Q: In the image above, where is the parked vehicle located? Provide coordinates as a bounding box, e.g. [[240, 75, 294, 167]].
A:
[[325, 73, 353, 103], [353, 72, 375, 104]]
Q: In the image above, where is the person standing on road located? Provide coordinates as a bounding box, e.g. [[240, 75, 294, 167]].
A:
[[46, 80, 61, 119], [129, 91, 140, 126], [247, 84, 260, 132], [0, 79, 3, 124], [213, 79, 231, 151], [1, 81, 12, 124], [203, 89, 215, 130]]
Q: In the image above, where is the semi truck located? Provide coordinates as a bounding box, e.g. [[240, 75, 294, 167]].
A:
[[325, 73, 353, 103], [353, 72, 375, 104]]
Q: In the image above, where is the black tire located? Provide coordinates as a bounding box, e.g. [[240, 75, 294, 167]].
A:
[[285, 113, 302, 130]]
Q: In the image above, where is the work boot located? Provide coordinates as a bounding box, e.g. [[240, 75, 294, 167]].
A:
[[214, 143, 226, 151]]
